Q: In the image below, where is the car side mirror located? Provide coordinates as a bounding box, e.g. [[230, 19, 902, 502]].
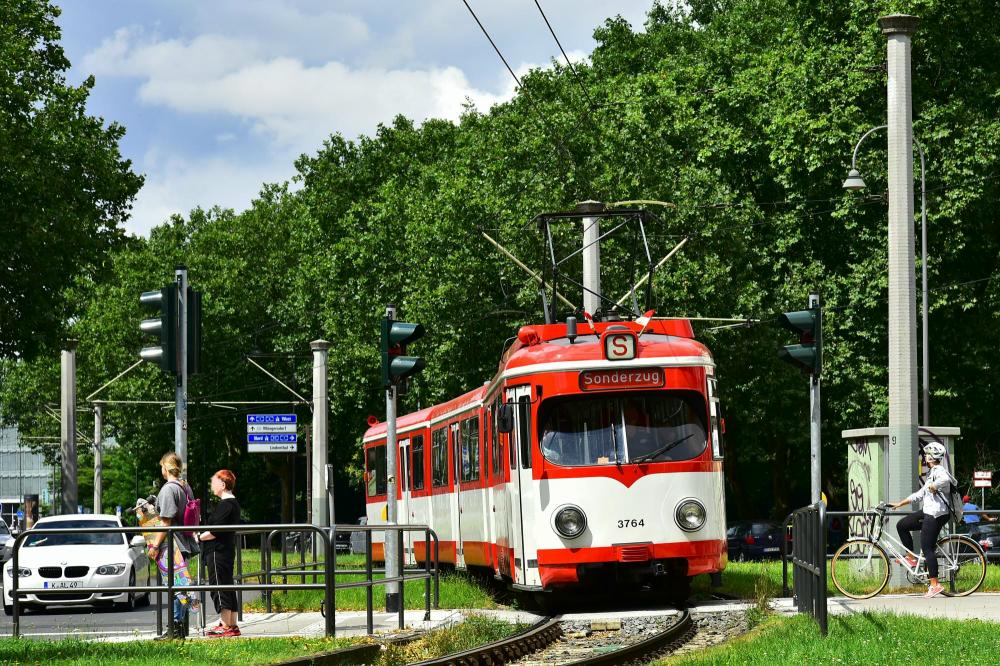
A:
[[497, 403, 514, 434], [130, 535, 146, 548]]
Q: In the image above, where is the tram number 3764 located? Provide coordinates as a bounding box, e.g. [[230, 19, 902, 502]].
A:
[[617, 518, 646, 528]]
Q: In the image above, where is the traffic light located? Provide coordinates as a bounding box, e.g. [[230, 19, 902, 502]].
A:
[[186, 288, 202, 375], [381, 315, 425, 388], [139, 284, 202, 376], [139, 284, 178, 374], [777, 305, 822, 375]]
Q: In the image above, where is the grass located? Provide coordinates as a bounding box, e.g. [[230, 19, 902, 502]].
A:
[[692, 559, 1000, 600], [247, 571, 499, 612], [0, 636, 362, 666], [653, 612, 1000, 665], [378, 614, 524, 666]]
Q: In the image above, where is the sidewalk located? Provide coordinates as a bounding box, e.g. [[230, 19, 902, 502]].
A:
[[826, 591, 1000, 620]]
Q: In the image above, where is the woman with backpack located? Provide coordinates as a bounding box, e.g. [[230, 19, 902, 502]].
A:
[[150, 452, 199, 637], [199, 469, 242, 638], [888, 441, 957, 598]]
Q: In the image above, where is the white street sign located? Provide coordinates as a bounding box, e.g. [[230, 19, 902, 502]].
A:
[[248, 442, 297, 453], [973, 471, 992, 480], [247, 423, 297, 434]]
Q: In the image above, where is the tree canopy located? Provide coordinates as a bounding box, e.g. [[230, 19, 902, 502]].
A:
[[3, 0, 999, 521], [0, 0, 143, 359]]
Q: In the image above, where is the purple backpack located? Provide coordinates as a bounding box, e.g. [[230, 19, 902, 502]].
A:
[[168, 480, 202, 537]]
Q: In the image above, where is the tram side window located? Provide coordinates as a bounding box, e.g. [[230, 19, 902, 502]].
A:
[[431, 428, 448, 487], [491, 398, 502, 475], [365, 445, 387, 497], [411, 435, 425, 490], [518, 396, 532, 469], [460, 416, 480, 482]]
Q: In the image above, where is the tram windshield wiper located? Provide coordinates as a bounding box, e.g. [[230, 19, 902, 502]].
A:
[[631, 433, 695, 465]]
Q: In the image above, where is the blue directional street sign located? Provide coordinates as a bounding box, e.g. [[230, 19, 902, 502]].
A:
[[247, 434, 298, 443], [16, 510, 24, 519], [247, 414, 296, 424]]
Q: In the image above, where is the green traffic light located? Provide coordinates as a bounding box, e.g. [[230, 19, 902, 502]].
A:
[[381, 316, 426, 388], [777, 306, 822, 375]]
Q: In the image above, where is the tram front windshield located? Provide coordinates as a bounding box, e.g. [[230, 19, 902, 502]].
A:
[[539, 392, 707, 466]]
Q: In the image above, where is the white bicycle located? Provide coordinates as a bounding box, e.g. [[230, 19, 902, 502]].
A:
[[831, 503, 987, 599]]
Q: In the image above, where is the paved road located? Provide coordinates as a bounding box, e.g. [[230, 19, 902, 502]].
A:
[[0, 589, 262, 639]]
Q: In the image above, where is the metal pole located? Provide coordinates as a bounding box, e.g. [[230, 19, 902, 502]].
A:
[[919, 145, 929, 427], [175, 267, 188, 470], [579, 201, 603, 315], [326, 463, 335, 525], [384, 305, 400, 612], [880, 13, 921, 587], [311, 340, 330, 528], [60, 340, 78, 514], [809, 293, 822, 505], [93, 404, 102, 514]]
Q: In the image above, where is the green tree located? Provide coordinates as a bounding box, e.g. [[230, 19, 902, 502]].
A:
[[0, 0, 143, 359]]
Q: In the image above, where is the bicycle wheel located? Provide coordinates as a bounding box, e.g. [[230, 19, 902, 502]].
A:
[[831, 539, 890, 599], [934, 535, 986, 597]]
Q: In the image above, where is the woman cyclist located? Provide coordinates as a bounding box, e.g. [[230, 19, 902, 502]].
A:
[[888, 441, 956, 598]]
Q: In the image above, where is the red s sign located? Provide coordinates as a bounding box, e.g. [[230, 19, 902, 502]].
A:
[[603, 331, 636, 360]]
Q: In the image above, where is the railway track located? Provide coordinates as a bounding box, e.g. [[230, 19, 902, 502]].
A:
[[411, 610, 694, 666]]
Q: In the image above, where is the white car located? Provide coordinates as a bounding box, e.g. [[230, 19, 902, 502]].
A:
[[3, 514, 151, 615]]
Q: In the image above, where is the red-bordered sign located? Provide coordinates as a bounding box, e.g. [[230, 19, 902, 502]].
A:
[[579, 368, 665, 391], [603, 330, 637, 361]]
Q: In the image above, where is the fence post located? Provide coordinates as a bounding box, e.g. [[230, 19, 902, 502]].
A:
[[365, 530, 374, 635], [166, 530, 175, 639], [324, 527, 335, 638], [397, 528, 405, 629], [236, 535, 244, 622], [264, 532, 272, 613], [424, 529, 431, 621]]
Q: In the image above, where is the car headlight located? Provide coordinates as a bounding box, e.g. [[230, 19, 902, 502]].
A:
[[5, 565, 30, 578], [675, 498, 707, 532], [95, 563, 127, 576], [553, 505, 587, 539]]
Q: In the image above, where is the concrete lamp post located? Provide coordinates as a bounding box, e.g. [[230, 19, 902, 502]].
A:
[[844, 125, 930, 427]]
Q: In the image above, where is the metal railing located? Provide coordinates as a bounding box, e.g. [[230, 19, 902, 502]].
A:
[[6, 522, 440, 639], [789, 502, 827, 636]]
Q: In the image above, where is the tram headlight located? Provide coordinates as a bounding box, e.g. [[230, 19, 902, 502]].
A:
[[553, 505, 587, 539], [674, 498, 707, 532]]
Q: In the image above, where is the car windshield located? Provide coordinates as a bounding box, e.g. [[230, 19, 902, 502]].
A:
[[23, 520, 125, 547], [976, 524, 1000, 536], [751, 523, 779, 536], [539, 391, 707, 467]]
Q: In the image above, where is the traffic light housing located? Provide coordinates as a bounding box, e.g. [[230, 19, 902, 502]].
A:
[[381, 316, 425, 388], [139, 284, 202, 376], [139, 284, 178, 374], [778, 306, 822, 375]]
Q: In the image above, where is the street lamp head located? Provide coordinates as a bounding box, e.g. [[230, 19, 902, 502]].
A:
[[842, 168, 866, 191]]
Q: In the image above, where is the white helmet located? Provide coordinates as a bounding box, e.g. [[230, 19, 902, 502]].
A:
[[923, 442, 946, 461]]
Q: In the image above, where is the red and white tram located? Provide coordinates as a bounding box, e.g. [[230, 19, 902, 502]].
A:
[[363, 317, 727, 601]]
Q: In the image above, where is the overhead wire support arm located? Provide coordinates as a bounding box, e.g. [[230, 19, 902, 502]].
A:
[[85, 360, 145, 402], [616, 236, 690, 306], [246, 356, 309, 403], [480, 230, 576, 309]]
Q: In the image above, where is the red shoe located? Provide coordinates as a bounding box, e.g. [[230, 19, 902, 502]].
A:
[[220, 626, 241, 638], [205, 623, 226, 636], [895, 556, 918, 568]]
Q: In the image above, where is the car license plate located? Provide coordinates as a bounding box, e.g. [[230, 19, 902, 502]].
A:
[[43, 581, 80, 589], [763, 547, 779, 553]]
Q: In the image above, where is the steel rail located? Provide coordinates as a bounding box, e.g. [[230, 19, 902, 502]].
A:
[[410, 617, 563, 666]]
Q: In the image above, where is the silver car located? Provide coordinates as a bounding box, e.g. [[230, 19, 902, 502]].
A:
[[0, 519, 11, 564]]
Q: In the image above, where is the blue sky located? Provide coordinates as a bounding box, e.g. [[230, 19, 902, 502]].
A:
[[54, 1, 657, 236]]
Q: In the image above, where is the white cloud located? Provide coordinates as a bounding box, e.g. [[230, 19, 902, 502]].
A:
[[85, 28, 520, 152]]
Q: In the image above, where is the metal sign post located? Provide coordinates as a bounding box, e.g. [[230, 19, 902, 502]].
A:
[[175, 266, 188, 471], [809, 292, 822, 505], [384, 304, 400, 613]]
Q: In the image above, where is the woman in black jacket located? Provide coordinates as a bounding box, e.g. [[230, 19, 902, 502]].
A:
[[199, 469, 241, 637]]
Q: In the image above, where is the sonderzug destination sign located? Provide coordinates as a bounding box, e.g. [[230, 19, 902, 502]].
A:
[[578, 368, 665, 391]]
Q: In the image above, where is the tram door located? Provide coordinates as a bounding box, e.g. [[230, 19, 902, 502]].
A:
[[399, 437, 413, 566], [450, 423, 465, 569], [492, 400, 514, 578], [506, 385, 535, 586]]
